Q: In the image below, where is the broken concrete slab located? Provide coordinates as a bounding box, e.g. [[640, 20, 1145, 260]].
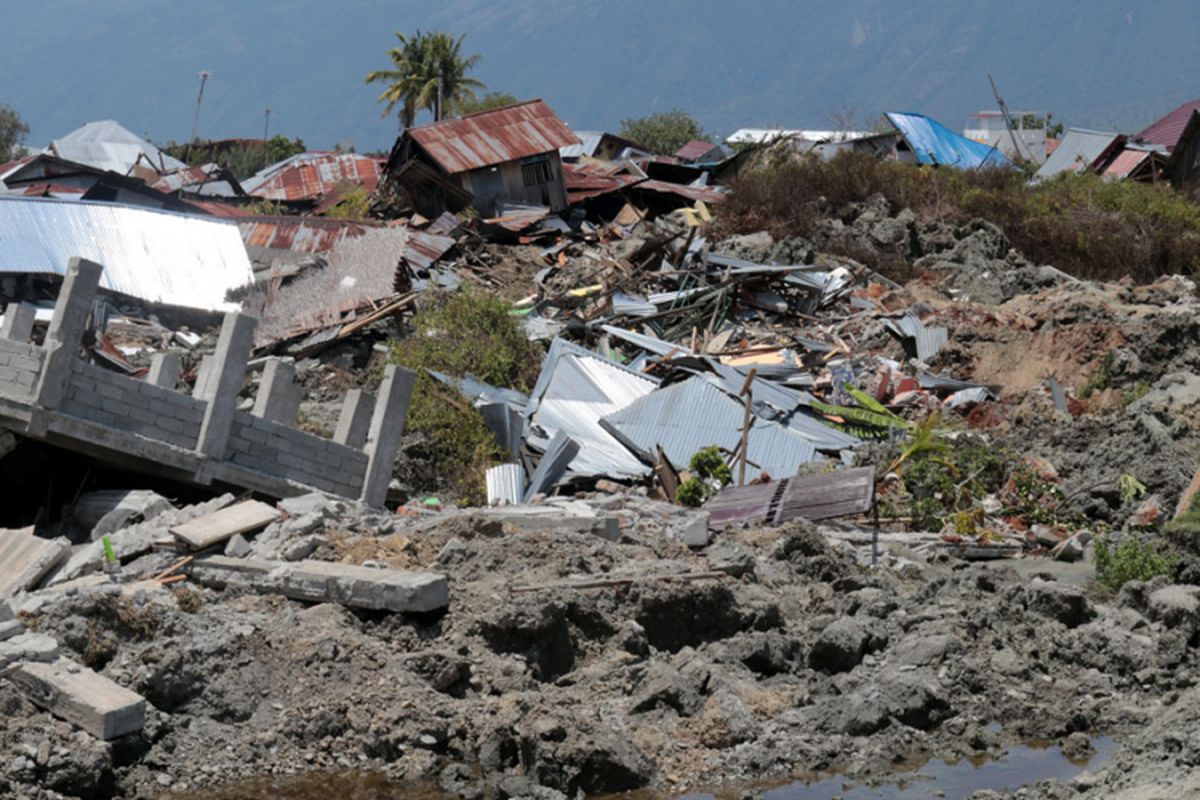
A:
[[188, 556, 449, 613], [170, 499, 280, 551], [0, 598, 12, 622], [479, 500, 621, 541], [70, 489, 175, 541], [53, 493, 236, 585], [0, 618, 23, 642], [279, 492, 345, 519], [0, 527, 71, 599], [224, 533, 251, 558], [669, 511, 712, 548], [8, 658, 146, 740], [0, 632, 60, 670]]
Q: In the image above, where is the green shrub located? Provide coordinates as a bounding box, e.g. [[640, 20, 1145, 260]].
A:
[[720, 151, 1200, 283], [676, 445, 732, 506], [389, 288, 543, 504], [1093, 534, 1175, 589]]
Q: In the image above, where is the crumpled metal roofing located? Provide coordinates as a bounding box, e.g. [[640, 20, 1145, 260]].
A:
[[0, 196, 253, 311], [1034, 128, 1120, 180], [885, 112, 1012, 169], [562, 161, 645, 203], [601, 376, 818, 482], [241, 152, 383, 201], [524, 338, 659, 479], [409, 99, 579, 175], [635, 179, 726, 204], [1137, 99, 1200, 151], [150, 163, 244, 197], [49, 120, 186, 175], [239, 215, 377, 254]]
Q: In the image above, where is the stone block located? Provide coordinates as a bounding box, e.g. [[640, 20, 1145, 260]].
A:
[[189, 555, 449, 613], [8, 658, 145, 740]]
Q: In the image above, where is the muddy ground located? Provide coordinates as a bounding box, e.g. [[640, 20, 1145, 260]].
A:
[[1, 498, 1198, 800]]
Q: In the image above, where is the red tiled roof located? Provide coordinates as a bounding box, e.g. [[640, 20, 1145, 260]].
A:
[[409, 99, 579, 174], [1136, 98, 1200, 151]]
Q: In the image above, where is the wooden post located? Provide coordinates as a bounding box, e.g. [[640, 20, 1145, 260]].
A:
[[737, 368, 757, 487]]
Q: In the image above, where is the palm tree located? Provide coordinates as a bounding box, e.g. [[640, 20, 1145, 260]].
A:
[[365, 31, 485, 127]]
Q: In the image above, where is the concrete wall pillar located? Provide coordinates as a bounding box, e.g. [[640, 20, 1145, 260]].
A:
[[359, 365, 416, 507], [1, 302, 37, 342], [35, 257, 103, 410], [146, 353, 181, 389], [195, 312, 256, 460], [251, 357, 301, 426], [333, 389, 374, 449]]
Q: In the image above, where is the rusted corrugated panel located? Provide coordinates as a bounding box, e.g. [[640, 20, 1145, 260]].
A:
[[409, 99, 580, 174], [635, 179, 726, 204], [243, 153, 383, 201], [773, 466, 876, 523], [1101, 149, 1151, 178], [706, 482, 783, 531], [237, 216, 378, 254], [403, 229, 456, 270], [562, 162, 645, 203]]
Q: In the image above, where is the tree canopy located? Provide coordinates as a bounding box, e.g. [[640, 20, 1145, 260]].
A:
[[458, 92, 519, 116], [0, 105, 29, 163], [618, 109, 706, 155], [366, 31, 485, 128]]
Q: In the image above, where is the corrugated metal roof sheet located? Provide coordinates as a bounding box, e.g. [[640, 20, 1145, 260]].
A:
[[675, 140, 721, 162], [49, 120, 186, 175], [1101, 148, 1152, 179], [150, 163, 244, 197], [635, 179, 726, 204], [409, 99, 579, 174], [241, 152, 383, 201], [560, 131, 604, 159], [238, 215, 377, 254], [0, 196, 253, 311], [601, 376, 818, 482], [525, 338, 659, 479], [1034, 128, 1121, 180], [563, 161, 645, 203], [886, 112, 1012, 169], [1136, 99, 1200, 151]]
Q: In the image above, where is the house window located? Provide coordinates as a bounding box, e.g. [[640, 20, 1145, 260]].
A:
[[521, 155, 553, 187]]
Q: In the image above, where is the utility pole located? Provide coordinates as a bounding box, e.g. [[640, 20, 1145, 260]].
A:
[[187, 70, 211, 164], [987, 73, 1027, 164], [262, 108, 271, 169]]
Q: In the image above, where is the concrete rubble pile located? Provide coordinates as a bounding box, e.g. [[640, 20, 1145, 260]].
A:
[[8, 104, 1200, 800]]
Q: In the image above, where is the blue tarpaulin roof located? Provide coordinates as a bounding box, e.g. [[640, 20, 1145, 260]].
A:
[[886, 112, 1012, 169]]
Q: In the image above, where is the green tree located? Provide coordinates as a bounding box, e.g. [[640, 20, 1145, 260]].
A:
[[618, 109, 706, 155], [459, 92, 519, 115], [265, 135, 305, 164], [0, 104, 30, 163], [365, 30, 485, 127]]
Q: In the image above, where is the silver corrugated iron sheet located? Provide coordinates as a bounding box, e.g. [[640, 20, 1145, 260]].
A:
[[601, 376, 818, 481], [49, 119, 186, 175], [1034, 128, 1120, 180], [485, 463, 526, 505], [0, 196, 254, 311], [885, 311, 948, 362], [525, 338, 658, 478]]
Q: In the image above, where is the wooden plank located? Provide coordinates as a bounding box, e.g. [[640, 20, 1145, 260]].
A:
[[9, 658, 145, 740], [169, 500, 279, 551]]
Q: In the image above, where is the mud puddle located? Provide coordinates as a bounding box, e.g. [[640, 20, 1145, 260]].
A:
[[757, 736, 1118, 800]]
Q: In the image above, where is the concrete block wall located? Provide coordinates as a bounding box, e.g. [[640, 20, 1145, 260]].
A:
[[60, 362, 206, 450], [226, 411, 368, 497], [0, 339, 45, 401]]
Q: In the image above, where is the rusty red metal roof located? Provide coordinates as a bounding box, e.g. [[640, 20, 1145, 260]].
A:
[[1137, 99, 1200, 151], [675, 139, 720, 161], [1101, 148, 1151, 178], [238, 215, 379, 254], [409, 99, 579, 174], [635, 179, 726, 204], [562, 161, 645, 203], [243, 153, 383, 202]]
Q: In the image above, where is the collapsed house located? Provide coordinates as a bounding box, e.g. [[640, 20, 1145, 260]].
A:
[[383, 99, 579, 217]]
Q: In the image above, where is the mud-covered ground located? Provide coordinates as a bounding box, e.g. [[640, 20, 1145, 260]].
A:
[[2, 495, 1199, 800]]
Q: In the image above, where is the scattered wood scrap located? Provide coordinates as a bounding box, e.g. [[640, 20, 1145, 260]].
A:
[[168, 500, 279, 551]]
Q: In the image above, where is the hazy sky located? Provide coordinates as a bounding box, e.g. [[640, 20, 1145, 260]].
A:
[[3, 0, 1198, 152]]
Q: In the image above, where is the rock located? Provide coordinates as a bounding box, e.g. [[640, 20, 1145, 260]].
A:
[[283, 535, 328, 562], [808, 617, 886, 674], [0, 618, 24, 642], [694, 690, 759, 748], [279, 492, 342, 519], [1147, 585, 1200, 629], [1061, 731, 1094, 761], [838, 672, 951, 735], [891, 633, 962, 666], [629, 661, 706, 716], [1027, 578, 1093, 627], [669, 511, 711, 548], [223, 533, 251, 558]]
